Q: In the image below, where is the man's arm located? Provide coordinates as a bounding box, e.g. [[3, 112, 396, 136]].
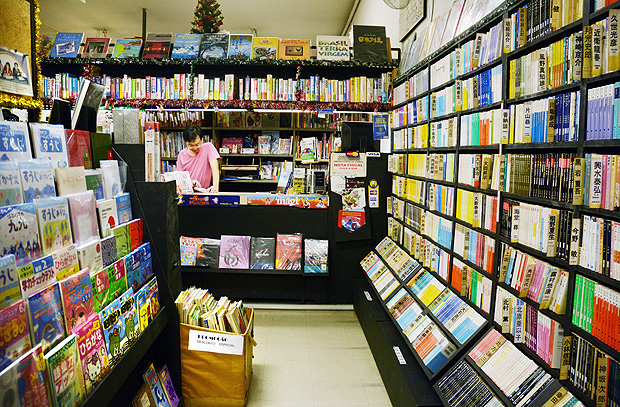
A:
[[207, 158, 220, 192]]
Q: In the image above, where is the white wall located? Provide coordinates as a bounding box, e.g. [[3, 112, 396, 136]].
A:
[[406, 0, 454, 45], [347, 0, 400, 45]]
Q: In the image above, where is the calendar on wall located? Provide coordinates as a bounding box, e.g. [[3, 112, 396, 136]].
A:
[[399, 0, 426, 41]]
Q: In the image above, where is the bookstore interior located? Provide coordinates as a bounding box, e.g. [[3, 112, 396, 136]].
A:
[[1, 0, 620, 405]]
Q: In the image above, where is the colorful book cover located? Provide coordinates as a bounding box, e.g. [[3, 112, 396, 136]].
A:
[[60, 268, 95, 334], [17, 254, 56, 299], [107, 259, 127, 303], [45, 333, 86, 407], [52, 244, 80, 280], [275, 234, 302, 270], [29, 123, 70, 169], [0, 161, 23, 206], [304, 239, 328, 273], [115, 192, 132, 224], [147, 277, 160, 321], [50, 32, 84, 58], [198, 33, 229, 59], [0, 120, 32, 162], [338, 210, 365, 231], [129, 218, 143, 250], [142, 33, 173, 59], [0, 255, 20, 309], [97, 198, 118, 237], [0, 344, 50, 406], [19, 160, 56, 203], [0, 203, 42, 266], [111, 39, 143, 58], [180, 236, 198, 266], [250, 237, 275, 269], [219, 235, 251, 269], [66, 129, 92, 169], [119, 287, 139, 344], [196, 238, 220, 268], [81, 37, 110, 58], [227, 34, 253, 59], [26, 282, 65, 353], [143, 362, 173, 407], [0, 299, 32, 371], [252, 37, 279, 59], [76, 239, 103, 276], [135, 283, 150, 332], [68, 191, 99, 246], [34, 196, 73, 254], [85, 169, 104, 200], [124, 249, 141, 292], [133, 384, 157, 407], [55, 166, 87, 196], [316, 35, 350, 61], [139, 243, 153, 285], [101, 234, 117, 267], [90, 267, 110, 313], [112, 223, 130, 259], [352, 25, 389, 63], [158, 365, 180, 407], [170, 33, 201, 59], [89, 133, 112, 169], [99, 298, 125, 362], [74, 313, 109, 395], [279, 39, 311, 60], [100, 160, 122, 199]]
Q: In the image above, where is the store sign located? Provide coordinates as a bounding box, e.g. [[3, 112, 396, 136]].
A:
[[246, 195, 328, 209], [177, 194, 241, 207], [373, 114, 389, 140], [188, 329, 244, 355], [330, 153, 367, 177]]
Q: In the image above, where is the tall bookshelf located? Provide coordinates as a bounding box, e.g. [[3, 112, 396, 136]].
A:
[[372, 0, 620, 406]]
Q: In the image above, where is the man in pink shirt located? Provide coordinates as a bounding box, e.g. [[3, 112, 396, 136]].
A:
[[176, 125, 220, 192]]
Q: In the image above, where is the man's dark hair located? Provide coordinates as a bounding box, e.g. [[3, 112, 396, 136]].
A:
[[183, 125, 203, 143]]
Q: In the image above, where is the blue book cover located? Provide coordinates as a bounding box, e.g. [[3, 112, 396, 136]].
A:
[[124, 249, 141, 292], [50, 32, 84, 58], [0, 254, 20, 309], [199, 33, 229, 59], [227, 34, 252, 59], [615, 83, 620, 139], [115, 192, 132, 224], [99, 297, 125, 362], [143, 362, 173, 407], [19, 160, 56, 203], [0, 203, 42, 265], [0, 161, 23, 206], [139, 243, 153, 285], [112, 39, 143, 58], [0, 121, 31, 162], [170, 34, 201, 59], [27, 282, 65, 353], [118, 288, 138, 345], [29, 123, 70, 169]]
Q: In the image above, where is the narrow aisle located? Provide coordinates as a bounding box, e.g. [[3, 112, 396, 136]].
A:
[[248, 309, 393, 407]]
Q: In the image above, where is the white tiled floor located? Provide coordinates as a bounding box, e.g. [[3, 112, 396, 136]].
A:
[[247, 309, 393, 407]]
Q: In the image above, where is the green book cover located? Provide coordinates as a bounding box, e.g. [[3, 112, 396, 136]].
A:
[[89, 133, 112, 169], [572, 274, 582, 328], [106, 259, 128, 306], [472, 112, 480, 145], [84, 169, 104, 200], [112, 224, 130, 259], [45, 334, 86, 407], [91, 267, 110, 312]]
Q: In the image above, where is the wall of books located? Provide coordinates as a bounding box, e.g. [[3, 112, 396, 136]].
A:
[[367, 0, 620, 406]]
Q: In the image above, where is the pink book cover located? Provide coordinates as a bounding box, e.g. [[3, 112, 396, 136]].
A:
[[0, 299, 32, 372], [66, 129, 92, 169], [68, 191, 100, 246], [60, 268, 95, 333], [218, 235, 250, 269], [74, 313, 109, 395], [0, 344, 50, 406]]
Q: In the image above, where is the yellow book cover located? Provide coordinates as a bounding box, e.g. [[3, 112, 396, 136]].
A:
[[609, 10, 620, 72], [252, 37, 279, 60], [278, 39, 310, 60], [583, 26, 593, 79]]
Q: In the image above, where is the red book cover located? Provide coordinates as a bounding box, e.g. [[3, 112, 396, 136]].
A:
[[129, 218, 143, 251], [142, 41, 171, 59], [338, 210, 365, 232], [66, 129, 93, 169], [450, 262, 462, 291], [275, 234, 302, 270]]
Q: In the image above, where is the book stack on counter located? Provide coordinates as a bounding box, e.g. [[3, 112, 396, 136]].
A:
[[175, 287, 249, 334]]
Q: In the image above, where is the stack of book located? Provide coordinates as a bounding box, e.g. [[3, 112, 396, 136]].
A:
[[175, 287, 249, 334]]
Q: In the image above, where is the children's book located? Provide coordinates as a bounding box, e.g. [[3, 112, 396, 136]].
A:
[[100, 160, 122, 199], [0, 120, 32, 162], [119, 287, 139, 344], [180, 236, 199, 266], [162, 171, 193, 194], [85, 169, 104, 200], [133, 383, 157, 407], [250, 237, 275, 269], [112, 223, 130, 258], [129, 218, 143, 250], [227, 34, 253, 59], [76, 238, 102, 276], [17, 254, 56, 299], [89, 133, 112, 169], [142, 33, 173, 59], [139, 243, 153, 285], [275, 234, 302, 270], [52, 244, 80, 280], [34, 196, 73, 254], [279, 39, 311, 60], [115, 192, 132, 224], [0, 203, 42, 265], [74, 313, 109, 395], [82, 37, 111, 58], [219, 235, 251, 269], [158, 365, 180, 407], [0, 299, 31, 371], [124, 249, 141, 292], [90, 267, 110, 313], [97, 198, 118, 237], [143, 362, 173, 407], [316, 35, 350, 61], [170, 34, 201, 59], [19, 160, 56, 203], [0, 344, 50, 406], [304, 239, 328, 273], [198, 33, 229, 59], [135, 283, 150, 333], [56, 166, 87, 196], [0, 161, 23, 206], [101, 234, 117, 267], [45, 333, 86, 407], [245, 111, 261, 127], [50, 32, 84, 58], [65, 129, 92, 169], [60, 268, 95, 333], [29, 123, 70, 168], [68, 191, 99, 245], [112, 39, 143, 58], [27, 282, 65, 353], [0, 255, 20, 309], [107, 259, 128, 303], [99, 297, 125, 362], [147, 277, 160, 320], [258, 135, 271, 154], [252, 37, 279, 59]]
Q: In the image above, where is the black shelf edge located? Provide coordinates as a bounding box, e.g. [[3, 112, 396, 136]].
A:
[[506, 19, 584, 60], [161, 157, 178, 161], [444, 280, 492, 317], [390, 217, 452, 253], [584, 70, 620, 87], [408, 175, 455, 187], [460, 101, 503, 115], [562, 382, 596, 407], [455, 183, 499, 195], [496, 281, 568, 323], [452, 216, 498, 239], [392, 124, 408, 131], [215, 127, 294, 131], [220, 179, 278, 183], [428, 79, 456, 95], [591, 0, 620, 21], [427, 146, 457, 152], [458, 144, 501, 151], [407, 119, 430, 127], [577, 205, 620, 221], [502, 191, 575, 210], [574, 265, 620, 289], [582, 138, 620, 148], [295, 128, 337, 132], [429, 111, 459, 122], [392, 149, 408, 154], [458, 57, 503, 81], [502, 141, 579, 151], [181, 266, 306, 275], [392, 90, 431, 109], [497, 236, 570, 269], [506, 82, 581, 104]]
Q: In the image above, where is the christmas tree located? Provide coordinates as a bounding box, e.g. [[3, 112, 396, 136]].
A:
[[190, 0, 224, 34]]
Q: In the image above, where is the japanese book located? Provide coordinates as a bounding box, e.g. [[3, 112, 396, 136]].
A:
[[250, 237, 275, 269], [170, 33, 201, 59], [52, 244, 80, 280], [119, 287, 139, 344], [157, 365, 180, 407], [50, 32, 84, 58], [129, 218, 143, 250], [89, 133, 112, 169], [135, 283, 151, 332], [0, 299, 32, 371], [112, 223, 130, 258], [351, 25, 388, 63], [279, 39, 310, 60], [85, 169, 104, 200], [115, 192, 132, 224], [101, 234, 117, 267], [143, 362, 173, 407], [316, 35, 350, 61], [65, 129, 92, 169], [29, 123, 70, 169], [252, 37, 279, 59], [133, 383, 157, 407], [304, 239, 328, 273], [219, 235, 251, 269], [180, 236, 199, 266], [275, 234, 302, 270], [162, 171, 193, 194], [299, 137, 316, 161], [0, 255, 20, 309], [0, 120, 32, 162], [17, 254, 56, 299], [55, 166, 87, 196], [142, 33, 173, 59], [76, 238, 103, 276], [60, 268, 95, 334], [74, 313, 109, 395], [196, 238, 220, 268], [107, 259, 128, 303], [90, 267, 110, 313], [111, 39, 143, 58], [0, 344, 50, 406], [97, 198, 118, 237], [147, 277, 160, 320], [45, 333, 86, 407], [0, 161, 23, 206], [81, 37, 110, 58], [246, 112, 262, 128], [139, 243, 154, 284], [124, 248, 141, 292], [100, 160, 122, 199], [99, 297, 125, 362], [27, 283, 65, 353], [268, 131, 281, 154], [227, 34, 253, 59], [258, 135, 271, 154], [19, 159, 56, 203], [198, 33, 229, 59], [68, 191, 99, 245], [34, 196, 73, 254], [0, 203, 42, 265]]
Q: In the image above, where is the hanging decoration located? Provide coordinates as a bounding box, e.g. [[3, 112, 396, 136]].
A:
[[190, 0, 224, 34]]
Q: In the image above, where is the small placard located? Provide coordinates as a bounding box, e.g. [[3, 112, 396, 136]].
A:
[[241, 148, 255, 154], [364, 291, 372, 301], [188, 329, 244, 355], [219, 147, 230, 154], [366, 152, 380, 158], [393, 346, 406, 364]]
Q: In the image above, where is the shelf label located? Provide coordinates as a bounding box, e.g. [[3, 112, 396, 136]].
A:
[[393, 346, 406, 364], [364, 291, 372, 301], [177, 194, 241, 207], [246, 195, 328, 209], [188, 329, 244, 355]]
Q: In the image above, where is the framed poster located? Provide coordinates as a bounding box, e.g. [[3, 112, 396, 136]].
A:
[[399, 0, 426, 41]]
